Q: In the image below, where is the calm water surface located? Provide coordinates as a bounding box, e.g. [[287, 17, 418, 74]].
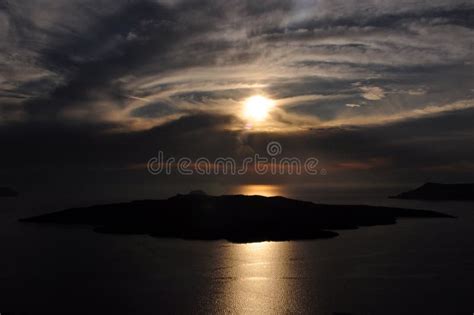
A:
[[0, 187, 473, 314]]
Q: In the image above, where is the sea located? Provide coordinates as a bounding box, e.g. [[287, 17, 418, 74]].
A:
[[0, 185, 473, 314]]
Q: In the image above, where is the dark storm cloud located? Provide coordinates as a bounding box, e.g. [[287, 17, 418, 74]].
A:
[[1, 108, 473, 200], [0, 112, 236, 168]]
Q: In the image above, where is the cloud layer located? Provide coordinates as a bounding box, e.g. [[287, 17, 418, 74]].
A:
[[1, 0, 473, 129], [0, 0, 473, 200]]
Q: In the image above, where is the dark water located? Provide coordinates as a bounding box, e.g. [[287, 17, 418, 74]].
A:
[[1, 188, 473, 314]]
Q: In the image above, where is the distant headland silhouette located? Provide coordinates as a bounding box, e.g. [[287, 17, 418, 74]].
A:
[[391, 183, 474, 201], [21, 192, 454, 243]]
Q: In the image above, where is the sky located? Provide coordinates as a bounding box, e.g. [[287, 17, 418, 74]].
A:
[[1, 0, 473, 203]]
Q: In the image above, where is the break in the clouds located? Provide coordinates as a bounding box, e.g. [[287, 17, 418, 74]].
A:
[[0, 0, 473, 130]]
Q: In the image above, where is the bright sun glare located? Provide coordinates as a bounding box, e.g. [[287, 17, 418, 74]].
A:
[[243, 95, 274, 122]]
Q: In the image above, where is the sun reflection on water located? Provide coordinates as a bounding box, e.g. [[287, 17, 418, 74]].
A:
[[231, 184, 284, 197], [246, 241, 271, 251], [216, 241, 293, 314]]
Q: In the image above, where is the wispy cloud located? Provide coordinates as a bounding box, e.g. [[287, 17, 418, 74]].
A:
[[0, 0, 472, 131]]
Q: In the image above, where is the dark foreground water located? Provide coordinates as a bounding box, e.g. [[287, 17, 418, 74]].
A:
[[0, 191, 473, 314]]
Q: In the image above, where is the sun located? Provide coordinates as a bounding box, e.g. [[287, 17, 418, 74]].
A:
[[242, 95, 274, 122]]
